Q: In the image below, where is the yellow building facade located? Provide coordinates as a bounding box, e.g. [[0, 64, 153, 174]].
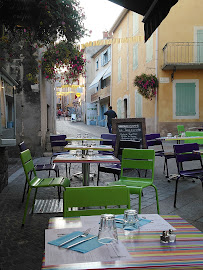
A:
[[111, 0, 203, 135]]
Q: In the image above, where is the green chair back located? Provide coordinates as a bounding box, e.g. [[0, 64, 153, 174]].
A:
[[20, 148, 37, 186], [120, 148, 155, 184], [108, 148, 159, 214], [177, 125, 185, 135], [63, 185, 130, 217]]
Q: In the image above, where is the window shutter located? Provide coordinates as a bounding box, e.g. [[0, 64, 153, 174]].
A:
[[101, 54, 103, 66], [117, 99, 122, 118], [133, 13, 139, 36], [133, 44, 138, 70], [176, 83, 196, 116], [197, 30, 203, 62], [146, 35, 153, 63], [108, 47, 111, 61]]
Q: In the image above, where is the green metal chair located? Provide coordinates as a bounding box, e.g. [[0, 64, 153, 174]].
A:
[[20, 149, 70, 226], [63, 185, 130, 217], [108, 148, 159, 214], [177, 125, 185, 136]]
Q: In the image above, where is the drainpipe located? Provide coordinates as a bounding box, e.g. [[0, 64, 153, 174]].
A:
[[155, 28, 158, 133]]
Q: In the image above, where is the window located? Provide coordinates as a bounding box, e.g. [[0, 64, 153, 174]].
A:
[[101, 78, 107, 89], [194, 27, 203, 63], [117, 99, 122, 118], [103, 51, 108, 65], [146, 35, 153, 63], [101, 47, 111, 66], [133, 44, 138, 70], [173, 79, 199, 119], [133, 13, 139, 36], [118, 29, 122, 51], [135, 90, 142, 117], [96, 59, 99, 70], [118, 57, 122, 82], [124, 98, 127, 118]]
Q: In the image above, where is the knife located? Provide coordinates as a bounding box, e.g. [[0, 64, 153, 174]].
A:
[[58, 232, 84, 247], [65, 235, 97, 249]]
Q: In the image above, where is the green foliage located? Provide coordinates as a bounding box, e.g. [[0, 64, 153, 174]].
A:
[[0, 0, 87, 45], [41, 41, 86, 83], [133, 73, 158, 100]]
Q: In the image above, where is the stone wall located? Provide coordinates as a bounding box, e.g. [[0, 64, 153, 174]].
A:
[[0, 148, 8, 193]]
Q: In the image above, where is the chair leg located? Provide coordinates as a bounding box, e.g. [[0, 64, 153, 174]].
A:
[[22, 187, 32, 226], [97, 165, 100, 186], [138, 190, 142, 214], [114, 174, 116, 181], [65, 164, 68, 177], [152, 184, 160, 214], [165, 158, 169, 178], [58, 186, 61, 201], [69, 164, 71, 176], [31, 188, 38, 214], [22, 179, 28, 203], [174, 176, 180, 208]]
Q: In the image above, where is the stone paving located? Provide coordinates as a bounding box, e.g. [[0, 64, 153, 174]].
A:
[[0, 119, 202, 270]]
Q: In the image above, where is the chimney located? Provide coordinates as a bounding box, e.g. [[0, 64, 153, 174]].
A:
[[103, 31, 109, 39]]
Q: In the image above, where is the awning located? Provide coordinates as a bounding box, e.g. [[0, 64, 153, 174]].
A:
[[108, 0, 179, 42], [102, 66, 111, 80], [88, 67, 109, 90]]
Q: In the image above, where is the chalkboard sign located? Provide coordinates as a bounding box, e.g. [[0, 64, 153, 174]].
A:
[[112, 118, 146, 155]]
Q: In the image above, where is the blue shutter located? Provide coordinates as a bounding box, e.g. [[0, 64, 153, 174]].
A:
[[176, 83, 196, 116], [135, 91, 142, 117], [133, 13, 138, 36], [101, 54, 103, 66], [133, 44, 138, 70], [146, 36, 153, 63], [108, 47, 111, 61], [197, 30, 203, 62]]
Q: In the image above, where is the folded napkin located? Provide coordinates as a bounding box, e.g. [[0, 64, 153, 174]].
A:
[[48, 231, 103, 253], [115, 215, 151, 230]]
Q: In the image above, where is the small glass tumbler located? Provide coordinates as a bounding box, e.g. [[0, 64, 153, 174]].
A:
[[88, 149, 94, 156], [77, 133, 81, 138], [98, 214, 118, 244], [76, 149, 82, 157], [84, 132, 89, 138], [123, 209, 139, 231]]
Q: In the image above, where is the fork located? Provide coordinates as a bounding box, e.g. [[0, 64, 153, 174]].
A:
[[59, 228, 91, 247]]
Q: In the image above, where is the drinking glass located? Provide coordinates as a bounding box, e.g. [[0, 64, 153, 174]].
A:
[[77, 133, 81, 138], [123, 209, 139, 231], [88, 149, 94, 156], [76, 149, 82, 157], [98, 214, 118, 244], [83, 140, 87, 146], [84, 132, 89, 138]]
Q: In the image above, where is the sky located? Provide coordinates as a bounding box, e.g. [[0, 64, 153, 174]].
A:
[[78, 0, 123, 44]]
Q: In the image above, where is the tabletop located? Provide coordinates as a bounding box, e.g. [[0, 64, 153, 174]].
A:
[[66, 137, 109, 141], [158, 136, 203, 141], [64, 145, 114, 151], [42, 215, 203, 270], [53, 154, 120, 164]]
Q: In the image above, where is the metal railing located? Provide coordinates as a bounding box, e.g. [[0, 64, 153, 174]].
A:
[[163, 42, 203, 66]]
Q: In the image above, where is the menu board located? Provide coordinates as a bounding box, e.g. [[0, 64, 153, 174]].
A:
[[112, 118, 146, 154]]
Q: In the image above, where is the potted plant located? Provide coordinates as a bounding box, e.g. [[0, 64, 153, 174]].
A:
[[133, 73, 158, 100]]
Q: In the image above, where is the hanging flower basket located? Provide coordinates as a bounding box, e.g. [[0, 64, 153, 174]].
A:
[[133, 73, 158, 100]]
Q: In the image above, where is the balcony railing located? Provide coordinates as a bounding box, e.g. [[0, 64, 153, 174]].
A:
[[91, 85, 110, 103], [162, 42, 203, 70]]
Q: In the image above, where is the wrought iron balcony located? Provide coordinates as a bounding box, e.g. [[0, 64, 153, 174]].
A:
[[162, 42, 203, 70]]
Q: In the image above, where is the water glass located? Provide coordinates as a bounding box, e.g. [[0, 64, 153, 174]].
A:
[[77, 133, 81, 138], [98, 214, 118, 244], [83, 140, 88, 146], [181, 132, 185, 137], [123, 209, 139, 231], [88, 149, 94, 156], [167, 133, 172, 137], [76, 149, 82, 157], [84, 132, 89, 138]]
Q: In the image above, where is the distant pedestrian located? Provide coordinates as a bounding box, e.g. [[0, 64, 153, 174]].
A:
[[57, 109, 62, 120], [104, 106, 117, 133]]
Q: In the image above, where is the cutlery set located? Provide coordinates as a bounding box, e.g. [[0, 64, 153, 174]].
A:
[[58, 228, 94, 249]]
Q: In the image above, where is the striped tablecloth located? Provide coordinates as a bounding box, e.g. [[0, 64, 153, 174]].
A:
[[42, 215, 203, 269]]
